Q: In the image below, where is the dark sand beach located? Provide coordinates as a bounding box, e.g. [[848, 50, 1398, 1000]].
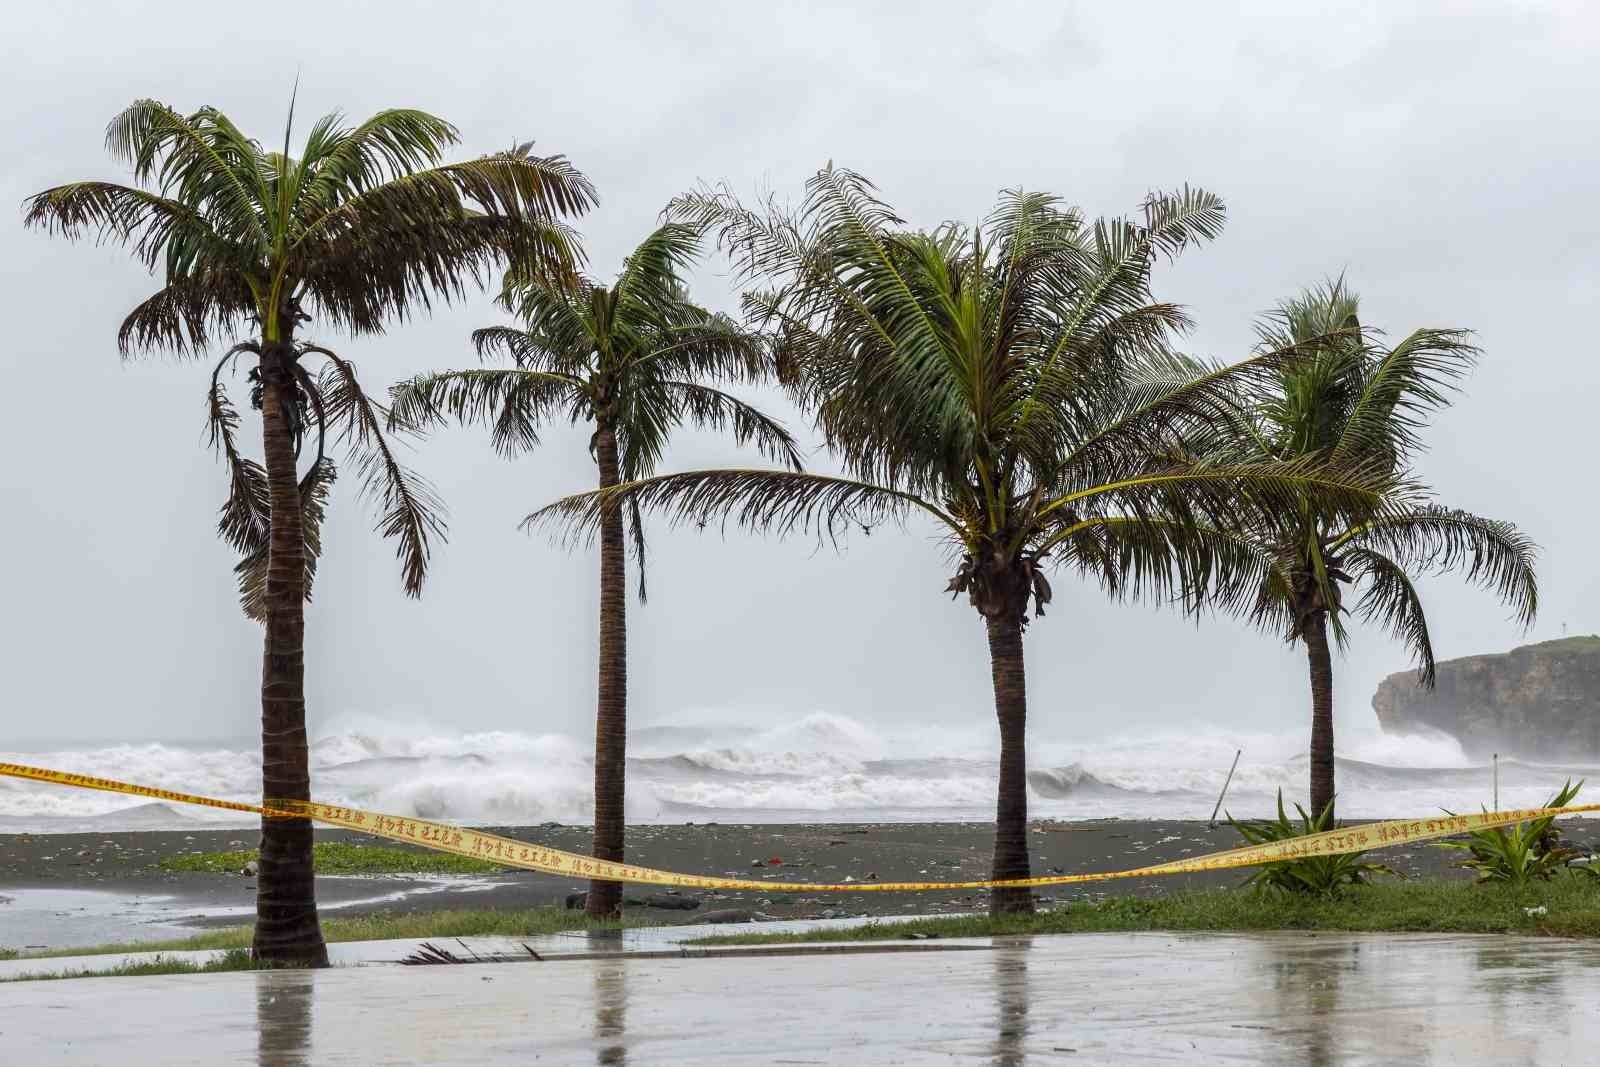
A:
[[11, 816, 1593, 950]]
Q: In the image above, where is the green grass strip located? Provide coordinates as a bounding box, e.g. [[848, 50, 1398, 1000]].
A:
[[155, 841, 509, 875], [0, 948, 260, 983], [687, 877, 1600, 945]]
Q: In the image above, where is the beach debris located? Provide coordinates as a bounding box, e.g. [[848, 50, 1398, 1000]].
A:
[[767, 856, 784, 865], [400, 941, 543, 965], [700, 909, 756, 924], [750, 859, 765, 868], [632, 894, 700, 911], [241, 860, 258, 877], [1524, 905, 1549, 917], [401, 941, 477, 965]]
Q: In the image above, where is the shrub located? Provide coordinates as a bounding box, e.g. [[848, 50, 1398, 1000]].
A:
[[1229, 791, 1398, 897], [1436, 779, 1584, 887]]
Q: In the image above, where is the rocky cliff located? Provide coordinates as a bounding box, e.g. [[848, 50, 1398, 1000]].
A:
[[1372, 636, 1600, 760]]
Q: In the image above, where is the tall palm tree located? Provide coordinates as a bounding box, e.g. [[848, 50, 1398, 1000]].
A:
[[23, 98, 594, 964], [388, 222, 802, 918], [1236, 280, 1537, 823], [534, 168, 1391, 914]]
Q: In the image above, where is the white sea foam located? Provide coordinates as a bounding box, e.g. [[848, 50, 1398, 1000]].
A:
[[3, 712, 1594, 833]]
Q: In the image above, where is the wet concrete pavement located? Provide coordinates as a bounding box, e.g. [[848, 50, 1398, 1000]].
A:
[[5, 931, 1600, 1064]]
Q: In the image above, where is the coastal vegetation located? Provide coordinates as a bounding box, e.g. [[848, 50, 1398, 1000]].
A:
[[1230, 280, 1537, 821], [155, 842, 509, 876], [1228, 791, 1399, 895], [536, 170, 1397, 914], [24, 99, 594, 966], [388, 223, 799, 919], [685, 875, 1600, 945]]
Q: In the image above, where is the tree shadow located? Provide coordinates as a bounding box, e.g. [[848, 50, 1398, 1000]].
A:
[[254, 968, 314, 1067], [590, 932, 628, 1065], [991, 940, 1030, 1066]]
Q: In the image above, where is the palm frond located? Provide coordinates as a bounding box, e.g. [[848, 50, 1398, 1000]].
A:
[[1333, 505, 1538, 628], [118, 271, 255, 355], [307, 347, 447, 596], [1342, 546, 1437, 683], [21, 181, 238, 275], [232, 458, 335, 622], [388, 368, 583, 456], [526, 469, 959, 548], [639, 381, 804, 472], [103, 100, 271, 249], [297, 109, 460, 202], [613, 221, 703, 306], [207, 347, 269, 560], [1329, 328, 1479, 468]]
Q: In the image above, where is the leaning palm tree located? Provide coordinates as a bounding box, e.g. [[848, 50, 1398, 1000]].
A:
[[23, 98, 594, 964], [534, 168, 1392, 914], [388, 221, 802, 918], [1236, 280, 1537, 823]]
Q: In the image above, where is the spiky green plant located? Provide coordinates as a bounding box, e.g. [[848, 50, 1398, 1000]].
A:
[[1229, 791, 1398, 896], [532, 167, 1396, 915], [1229, 280, 1538, 823], [389, 221, 799, 918], [1436, 780, 1584, 887], [22, 97, 594, 965]]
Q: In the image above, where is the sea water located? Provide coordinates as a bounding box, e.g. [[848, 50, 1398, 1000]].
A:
[[2, 712, 1591, 833]]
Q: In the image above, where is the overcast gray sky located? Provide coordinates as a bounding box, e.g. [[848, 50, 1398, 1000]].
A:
[[2, 1, 1595, 748]]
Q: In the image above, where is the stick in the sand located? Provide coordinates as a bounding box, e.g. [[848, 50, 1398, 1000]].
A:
[[1208, 749, 1242, 829]]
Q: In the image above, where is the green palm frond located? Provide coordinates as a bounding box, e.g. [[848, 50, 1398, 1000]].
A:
[[527, 469, 960, 548], [387, 369, 584, 456], [1328, 328, 1479, 469], [1342, 546, 1436, 682], [1039, 514, 1293, 623], [1333, 505, 1539, 629], [639, 381, 804, 471], [408, 222, 797, 605]]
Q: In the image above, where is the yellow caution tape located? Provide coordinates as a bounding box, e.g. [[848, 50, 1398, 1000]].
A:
[[2, 761, 1594, 892]]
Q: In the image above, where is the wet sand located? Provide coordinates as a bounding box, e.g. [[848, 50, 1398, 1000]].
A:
[[9, 816, 1584, 949]]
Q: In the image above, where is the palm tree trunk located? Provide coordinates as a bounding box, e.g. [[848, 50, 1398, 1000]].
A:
[[252, 344, 328, 967], [586, 423, 627, 919], [1304, 609, 1337, 825], [986, 614, 1034, 915]]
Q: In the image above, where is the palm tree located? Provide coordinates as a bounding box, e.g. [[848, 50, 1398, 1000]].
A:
[[23, 98, 594, 964], [1236, 280, 1537, 823], [388, 222, 802, 918], [533, 168, 1391, 914]]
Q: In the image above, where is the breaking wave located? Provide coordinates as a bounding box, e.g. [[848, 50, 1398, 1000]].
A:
[[5, 711, 1596, 833]]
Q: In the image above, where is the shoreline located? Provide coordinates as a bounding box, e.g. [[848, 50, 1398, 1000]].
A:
[[11, 817, 1593, 952]]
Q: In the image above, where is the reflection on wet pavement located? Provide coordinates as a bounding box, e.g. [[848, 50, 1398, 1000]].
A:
[[8, 932, 1600, 1064]]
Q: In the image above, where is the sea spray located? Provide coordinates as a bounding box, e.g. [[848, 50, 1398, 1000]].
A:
[[4, 711, 1597, 833]]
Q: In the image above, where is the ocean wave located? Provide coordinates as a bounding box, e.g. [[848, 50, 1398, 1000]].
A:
[[2, 713, 1584, 832]]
